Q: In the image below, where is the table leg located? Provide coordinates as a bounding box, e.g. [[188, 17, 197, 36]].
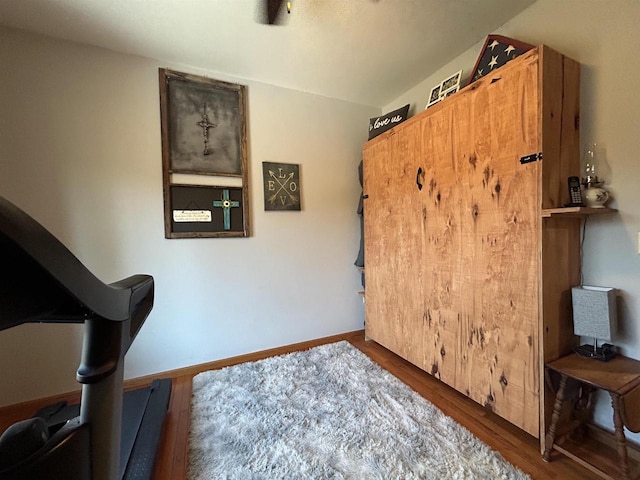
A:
[[574, 385, 595, 441], [543, 374, 569, 462], [610, 393, 631, 480]]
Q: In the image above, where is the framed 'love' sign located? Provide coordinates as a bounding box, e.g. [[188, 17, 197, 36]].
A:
[[262, 162, 301, 211]]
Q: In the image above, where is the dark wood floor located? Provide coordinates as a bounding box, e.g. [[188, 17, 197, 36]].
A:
[[0, 330, 602, 479]]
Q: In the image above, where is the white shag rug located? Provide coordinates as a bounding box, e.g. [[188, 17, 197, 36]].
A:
[[187, 341, 530, 479]]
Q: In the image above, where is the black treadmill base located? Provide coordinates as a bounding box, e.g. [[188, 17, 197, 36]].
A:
[[36, 378, 172, 480]]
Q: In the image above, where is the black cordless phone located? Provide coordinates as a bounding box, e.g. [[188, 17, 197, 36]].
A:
[[567, 176, 583, 207]]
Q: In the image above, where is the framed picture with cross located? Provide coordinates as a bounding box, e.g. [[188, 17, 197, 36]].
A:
[[168, 185, 246, 236], [159, 69, 247, 177], [159, 68, 250, 238]]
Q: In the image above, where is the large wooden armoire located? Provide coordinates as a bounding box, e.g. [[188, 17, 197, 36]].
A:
[[362, 45, 583, 448]]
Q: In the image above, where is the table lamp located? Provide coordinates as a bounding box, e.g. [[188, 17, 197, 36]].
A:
[[571, 286, 617, 361]]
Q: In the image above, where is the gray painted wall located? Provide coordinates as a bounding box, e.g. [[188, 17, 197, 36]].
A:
[[0, 26, 375, 406]]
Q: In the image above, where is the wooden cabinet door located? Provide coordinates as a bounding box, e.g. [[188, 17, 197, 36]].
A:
[[416, 54, 541, 436], [418, 98, 469, 385], [459, 55, 541, 436], [363, 122, 424, 366]]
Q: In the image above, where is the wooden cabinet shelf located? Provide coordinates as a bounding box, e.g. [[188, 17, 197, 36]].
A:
[[542, 206, 617, 218]]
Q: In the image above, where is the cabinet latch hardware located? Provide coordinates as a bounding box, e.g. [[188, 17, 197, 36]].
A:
[[520, 152, 543, 164], [362, 194, 369, 199], [416, 167, 424, 191]]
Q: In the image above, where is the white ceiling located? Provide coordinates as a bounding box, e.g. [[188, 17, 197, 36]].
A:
[[0, 0, 536, 107]]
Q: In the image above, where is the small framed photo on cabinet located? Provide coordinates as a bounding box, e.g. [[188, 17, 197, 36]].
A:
[[426, 84, 442, 108], [425, 70, 463, 109], [440, 70, 462, 93]]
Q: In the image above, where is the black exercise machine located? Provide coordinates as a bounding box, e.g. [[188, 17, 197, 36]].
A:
[[0, 195, 171, 480]]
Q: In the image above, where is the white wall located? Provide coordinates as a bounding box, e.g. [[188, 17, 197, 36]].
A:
[[385, 0, 640, 440], [0, 27, 375, 406]]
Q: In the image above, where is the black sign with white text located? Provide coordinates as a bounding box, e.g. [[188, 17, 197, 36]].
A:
[[368, 104, 410, 140]]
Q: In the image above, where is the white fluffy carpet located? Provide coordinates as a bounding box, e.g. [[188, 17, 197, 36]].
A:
[[187, 341, 530, 479]]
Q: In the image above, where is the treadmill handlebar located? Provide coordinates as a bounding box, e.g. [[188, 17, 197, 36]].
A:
[[76, 275, 154, 384], [0, 196, 149, 327]]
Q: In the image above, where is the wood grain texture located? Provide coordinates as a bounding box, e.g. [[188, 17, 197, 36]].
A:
[[623, 384, 640, 433], [547, 354, 640, 395], [149, 375, 191, 480], [536, 45, 582, 450], [363, 46, 583, 444], [363, 123, 426, 368], [542, 206, 618, 217], [365, 47, 543, 437], [464, 53, 540, 437], [539, 46, 581, 209], [540, 216, 582, 448], [420, 99, 465, 389]]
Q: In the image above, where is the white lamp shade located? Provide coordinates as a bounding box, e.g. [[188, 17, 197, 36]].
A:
[[571, 286, 617, 341]]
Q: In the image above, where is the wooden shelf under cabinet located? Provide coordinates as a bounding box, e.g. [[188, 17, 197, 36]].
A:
[[542, 206, 617, 218]]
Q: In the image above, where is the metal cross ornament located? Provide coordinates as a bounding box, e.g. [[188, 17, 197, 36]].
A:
[[212, 189, 240, 230], [196, 102, 217, 155]]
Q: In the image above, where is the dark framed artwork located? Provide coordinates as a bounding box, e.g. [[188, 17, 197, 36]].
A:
[[159, 69, 247, 176], [168, 185, 247, 237], [467, 34, 534, 85], [262, 162, 301, 211], [159, 68, 250, 238]]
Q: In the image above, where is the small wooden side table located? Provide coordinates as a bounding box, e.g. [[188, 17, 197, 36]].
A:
[[543, 353, 640, 479]]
